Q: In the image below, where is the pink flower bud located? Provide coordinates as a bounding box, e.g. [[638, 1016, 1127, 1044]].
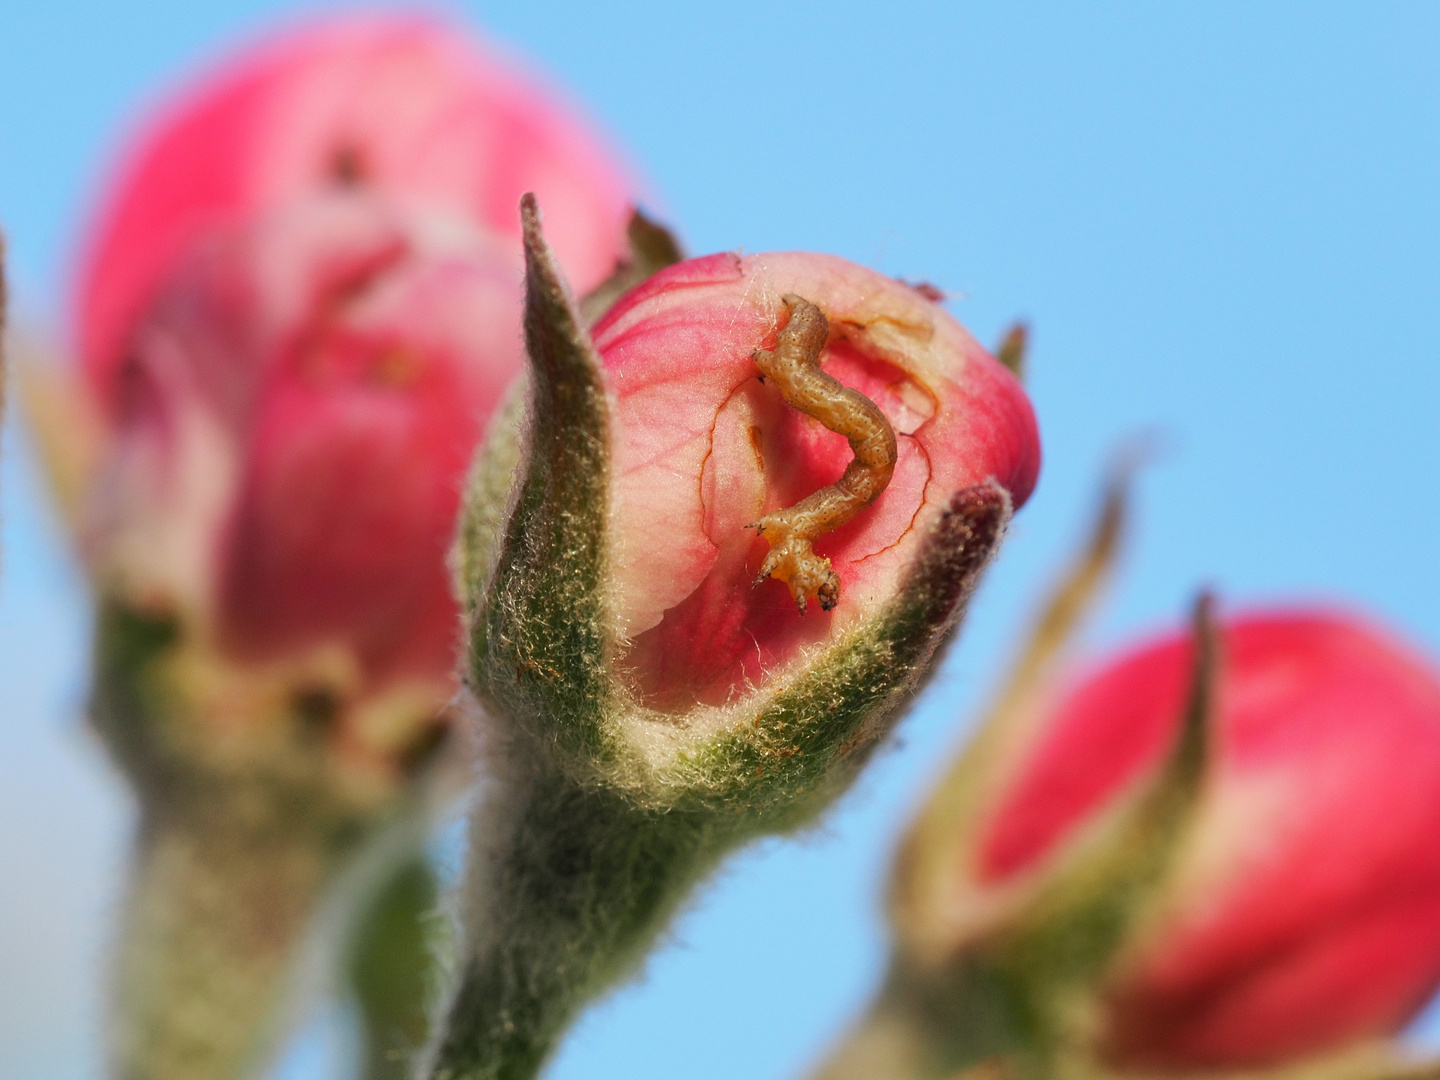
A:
[[435, 206, 1040, 1080], [68, 32, 641, 1076], [79, 13, 636, 411], [91, 192, 524, 692], [974, 610, 1440, 1069], [588, 253, 1041, 710]]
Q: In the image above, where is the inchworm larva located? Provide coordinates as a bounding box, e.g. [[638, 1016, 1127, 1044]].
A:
[[750, 294, 898, 613]]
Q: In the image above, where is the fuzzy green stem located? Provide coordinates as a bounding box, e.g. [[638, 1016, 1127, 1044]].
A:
[[428, 748, 729, 1080], [811, 1005, 934, 1080], [811, 963, 1032, 1080], [91, 602, 441, 1080], [110, 790, 364, 1080]]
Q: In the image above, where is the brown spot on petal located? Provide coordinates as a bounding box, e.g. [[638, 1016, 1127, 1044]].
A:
[[897, 279, 946, 303], [747, 424, 766, 473], [328, 142, 368, 187], [373, 345, 424, 388]]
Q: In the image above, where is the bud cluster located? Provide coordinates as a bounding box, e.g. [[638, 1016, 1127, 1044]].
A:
[[12, 11, 1440, 1080]]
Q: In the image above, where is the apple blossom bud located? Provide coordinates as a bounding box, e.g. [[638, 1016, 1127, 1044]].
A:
[[427, 197, 1039, 1080], [89, 192, 522, 707], [79, 12, 637, 411], [464, 207, 1040, 736], [81, 190, 522, 1080], [64, 18, 650, 1080], [1068, 612, 1440, 1070], [866, 557, 1440, 1080]]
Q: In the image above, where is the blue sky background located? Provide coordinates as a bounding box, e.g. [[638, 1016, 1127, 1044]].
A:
[[2, 3, 1439, 1078]]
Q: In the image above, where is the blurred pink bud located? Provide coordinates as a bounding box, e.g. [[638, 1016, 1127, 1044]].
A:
[[90, 192, 524, 689], [79, 13, 636, 410], [589, 252, 1040, 710], [976, 610, 1440, 1069]]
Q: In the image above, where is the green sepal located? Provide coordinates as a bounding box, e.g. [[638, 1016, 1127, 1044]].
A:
[[995, 321, 1028, 381], [470, 192, 617, 772], [89, 600, 184, 787], [453, 379, 526, 620], [455, 208, 681, 616], [462, 201, 682, 701], [662, 482, 1012, 823], [578, 206, 685, 325], [969, 592, 1218, 1055], [889, 460, 1138, 956]]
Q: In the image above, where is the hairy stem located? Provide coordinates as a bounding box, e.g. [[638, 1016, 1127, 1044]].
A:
[[811, 962, 1031, 1080], [427, 746, 729, 1080], [91, 601, 452, 1080], [110, 790, 362, 1080]]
